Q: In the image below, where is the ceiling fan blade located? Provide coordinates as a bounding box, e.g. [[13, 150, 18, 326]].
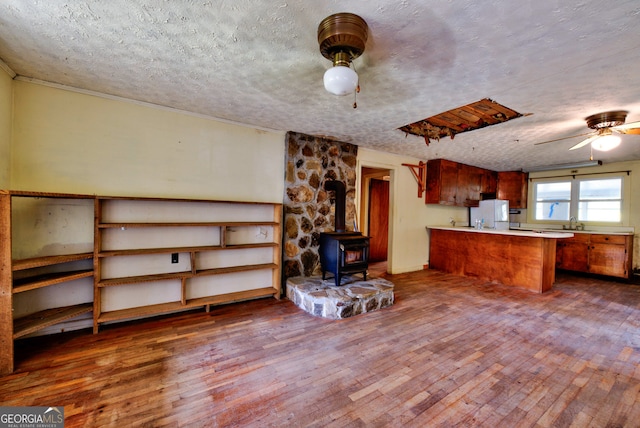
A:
[[621, 128, 640, 135], [533, 131, 594, 146], [612, 120, 640, 133], [569, 134, 600, 150]]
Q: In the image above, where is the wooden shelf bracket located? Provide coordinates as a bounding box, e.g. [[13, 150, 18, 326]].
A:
[[402, 161, 426, 198]]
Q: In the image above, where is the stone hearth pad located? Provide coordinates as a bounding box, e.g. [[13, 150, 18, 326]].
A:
[[286, 276, 394, 319]]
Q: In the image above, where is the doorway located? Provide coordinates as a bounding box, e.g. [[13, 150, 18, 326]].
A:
[[360, 167, 390, 272]]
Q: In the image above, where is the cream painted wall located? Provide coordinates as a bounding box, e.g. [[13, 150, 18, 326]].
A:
[[11, 80, 286, 202], [7, 80, 287, 337], [357, 147, 465, 274], [0, 68, 12, 188]]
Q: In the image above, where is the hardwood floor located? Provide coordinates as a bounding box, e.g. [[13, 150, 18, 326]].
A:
[[1, 270, 639, 427]]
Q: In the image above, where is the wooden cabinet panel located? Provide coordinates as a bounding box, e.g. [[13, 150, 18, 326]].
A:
[[440, 160, 459, 205], [425, 159, 496, 207], [497, 171, 528, 209], [425, 159, 458, 205], [481, 169, 498, 196], [589, 242, 629, 278], [556, 234, 589, 272], [458, 164, 483, 206], [555, 233, 633, 279], [589, 234, 626, 245], [429, 228, 557, 293]]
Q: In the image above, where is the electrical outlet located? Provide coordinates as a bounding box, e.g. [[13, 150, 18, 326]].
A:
[[171, 253, 179, 263]]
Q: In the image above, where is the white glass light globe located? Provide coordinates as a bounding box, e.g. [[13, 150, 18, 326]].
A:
[[323, 65, 358, 96], [591, 134, 621, 151]]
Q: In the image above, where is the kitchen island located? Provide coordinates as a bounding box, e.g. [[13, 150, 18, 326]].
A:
[[428, 227, 573, 293]]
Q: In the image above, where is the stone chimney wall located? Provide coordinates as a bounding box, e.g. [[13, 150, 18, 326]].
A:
[[283, 131, 358, 281]]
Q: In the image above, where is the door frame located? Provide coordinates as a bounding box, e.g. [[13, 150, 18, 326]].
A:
[[356, 160, 395, 273]]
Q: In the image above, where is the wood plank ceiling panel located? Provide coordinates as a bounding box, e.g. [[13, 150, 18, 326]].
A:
[[399, 98, 524, 145]]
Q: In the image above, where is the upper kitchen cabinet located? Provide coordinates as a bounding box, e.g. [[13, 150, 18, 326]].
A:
[[497, 171, 528, 209], [425, 159, 458, 205], [481, 168, 498, 197], [425, 159, 497, 207]]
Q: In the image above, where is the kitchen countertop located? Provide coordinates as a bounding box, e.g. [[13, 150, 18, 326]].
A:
[[509, 227, 634, 236], [428, 226, 574, 239]]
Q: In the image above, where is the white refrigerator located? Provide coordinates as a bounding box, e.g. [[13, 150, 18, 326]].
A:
[[470, 199, 509, 230]]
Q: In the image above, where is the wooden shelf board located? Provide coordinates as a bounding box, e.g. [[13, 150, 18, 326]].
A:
[[13, 269, 93, 293], [224, 243, 279, 250], [196, 263, 278, 276], [98, 271, 193, 287], [187, 287, 278, 307], [98, 263, 278, 287], [98, 242, 277, 258], [97, 301, 188, 323], [98, 221, 278, 228], [8, 190, 95, 199], [13, 303, 93, 339], [98, 288, 278, 324], [97, 195, 282, 207], [12, 253, 93, 271]]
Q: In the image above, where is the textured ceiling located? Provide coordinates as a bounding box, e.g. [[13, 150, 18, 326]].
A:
[[1, 1, 640, 172]]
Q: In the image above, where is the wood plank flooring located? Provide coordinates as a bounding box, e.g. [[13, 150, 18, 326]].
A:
[[1, 269, 639, 427]]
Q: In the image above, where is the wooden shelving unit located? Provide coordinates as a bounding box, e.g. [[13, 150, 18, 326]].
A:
[[1, 190, 95, 375], [0, 191, 283, 374], [92, 196, 282, 333]]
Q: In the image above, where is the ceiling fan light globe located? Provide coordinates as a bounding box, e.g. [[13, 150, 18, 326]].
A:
[[591, 134, 621, 151], [324, 65, 358, 96]]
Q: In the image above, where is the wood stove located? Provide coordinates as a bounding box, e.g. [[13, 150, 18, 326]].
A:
[[319, 180, 370, 286], [320, 232, 369, 287]]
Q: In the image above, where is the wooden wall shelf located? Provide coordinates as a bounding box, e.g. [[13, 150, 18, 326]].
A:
[[13, 303, 93, 339], [13, 269, 94, 294], [0, 191, 282, 375], [12, 253, 93, 271], [93, 196, 282, 334]]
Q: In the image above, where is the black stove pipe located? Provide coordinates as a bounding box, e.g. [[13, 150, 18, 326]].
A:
[[324, 180, 346, 232]]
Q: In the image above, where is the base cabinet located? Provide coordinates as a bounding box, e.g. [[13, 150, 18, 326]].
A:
[[556, 233, 633, 279], [556, 234, 589, 272]]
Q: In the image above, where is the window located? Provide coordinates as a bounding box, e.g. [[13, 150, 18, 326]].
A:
[[578, 178, 621, 222], [533, 175, 623, 223], [535, 181, 571, 221]]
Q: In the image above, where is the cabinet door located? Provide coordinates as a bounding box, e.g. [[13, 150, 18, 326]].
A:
[[588, 235, 629, 278], [458, 165, 483, 206], [425, 159, 495, 207], [425, 159, 458, 205], [497, 171, 528, 208], [556, 235, 589, 272], [439, 160, 459, 205], [481, 170, 498, 196]]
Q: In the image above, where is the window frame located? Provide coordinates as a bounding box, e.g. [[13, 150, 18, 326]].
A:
[[530, 172, 628, 226], [533, 180, 572, 222]]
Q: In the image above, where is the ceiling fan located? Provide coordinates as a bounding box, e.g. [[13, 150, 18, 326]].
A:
[[534, 111, 640, 151]]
